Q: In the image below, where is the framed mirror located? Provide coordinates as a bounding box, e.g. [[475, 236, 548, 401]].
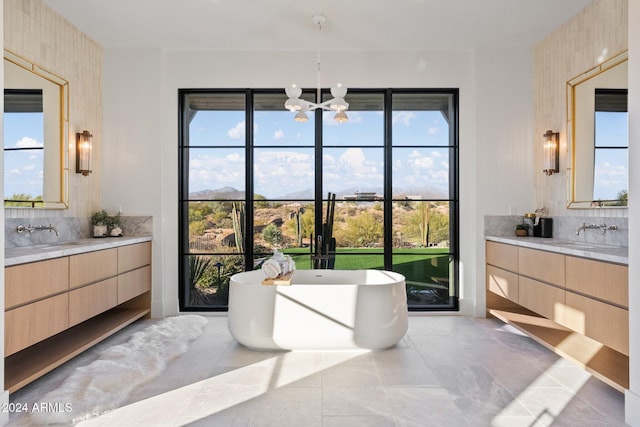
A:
[[3, 50, 69, 209], [566, 51, 628, 209]]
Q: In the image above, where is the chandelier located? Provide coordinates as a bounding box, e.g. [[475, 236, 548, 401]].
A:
[[284, 13, 349, 123]]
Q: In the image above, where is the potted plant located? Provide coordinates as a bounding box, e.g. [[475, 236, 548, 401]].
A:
[[91, 210, 110, 237], [107, 212, 122, 236], [515, 223, 528, 237]]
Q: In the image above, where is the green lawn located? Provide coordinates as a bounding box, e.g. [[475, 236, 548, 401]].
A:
[[281, 247, 452, 306]]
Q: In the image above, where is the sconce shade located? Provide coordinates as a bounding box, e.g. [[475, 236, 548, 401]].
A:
[[543, 130, 559, 176], [76, 130, 92, 176]]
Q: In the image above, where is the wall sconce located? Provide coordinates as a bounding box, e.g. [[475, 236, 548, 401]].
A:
[[76, 130, 92, 176], [543, 130, 559, 176]]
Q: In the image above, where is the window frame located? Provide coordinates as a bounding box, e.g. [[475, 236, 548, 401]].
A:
[[178, 88, 459, 311]]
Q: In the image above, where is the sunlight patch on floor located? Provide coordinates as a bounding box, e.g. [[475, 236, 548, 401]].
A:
[[75, 351, 366, 426], [491, 358, 591, 426]]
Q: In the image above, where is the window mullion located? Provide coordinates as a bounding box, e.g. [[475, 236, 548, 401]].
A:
[[314, 92, 324, 241], [383, 89, 393, 271], [245, 89, 254, 270]]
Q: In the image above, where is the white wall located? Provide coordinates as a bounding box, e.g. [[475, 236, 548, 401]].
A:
[[473, 47, 535, 314], [102, 48, 168, 316], [102, 47, 535, 318], [625, 0, 640, 424]]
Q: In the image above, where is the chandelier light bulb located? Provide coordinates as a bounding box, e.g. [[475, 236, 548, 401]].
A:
[[334, 111, 348, 123], [294, 111, 309, 122]]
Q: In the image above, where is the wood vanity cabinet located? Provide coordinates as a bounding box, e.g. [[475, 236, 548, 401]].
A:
[[485, 241, 519, 303], [4, 240, 152, 393], [564, 256, 629, 356], [485, 240, 629, 392]]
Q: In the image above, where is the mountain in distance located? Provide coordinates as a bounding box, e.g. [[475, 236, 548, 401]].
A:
[[189, 186, 245, 200], [190, 184, 448, 200]]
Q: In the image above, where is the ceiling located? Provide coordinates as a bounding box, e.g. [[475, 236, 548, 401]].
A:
[[43, 0, 594, 52]]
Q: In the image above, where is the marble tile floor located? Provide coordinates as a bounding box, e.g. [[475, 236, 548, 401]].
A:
[[8, 315, 628, 426]]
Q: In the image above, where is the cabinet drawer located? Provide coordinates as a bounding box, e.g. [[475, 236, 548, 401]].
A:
[[5, 257, 69, 309], [118, 266, 151, 304], [5, 293, 69, 356], [486, 241, 518, 271], [118, 242, 151, 273], [518, 276, 565, 323], [565, 256, 628, 307], [69, 248, 118, 288], [518, 247, 565, 286], [68, 277, 118, 327], [565, 291, 628, 355], [486, 265, 518, 303]]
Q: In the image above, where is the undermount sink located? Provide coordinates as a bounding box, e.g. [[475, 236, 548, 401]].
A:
[[32, 241, 87, 249], [551, 240, 615, 249]]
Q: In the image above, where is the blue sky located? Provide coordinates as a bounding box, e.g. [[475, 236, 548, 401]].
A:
[[188, 108, 451, 199], [594, 111, 628, 201], [4, 113, 44, 199]]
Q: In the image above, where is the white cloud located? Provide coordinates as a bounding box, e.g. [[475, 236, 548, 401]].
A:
[[393, 111, 416, 126], [227, 121, 245, 140], [274, 129, 285, 140], [15, 136, 43, 148], [334, 148, 382, 180], [254, 150, 315, 195], [188, 150, 246, 190], [410, 155, 434, 170], [427, 126, 440, 135]]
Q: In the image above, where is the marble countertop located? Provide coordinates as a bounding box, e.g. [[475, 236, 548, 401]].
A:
[[485, 235, 628, 265], [5, 236, 152, 267]]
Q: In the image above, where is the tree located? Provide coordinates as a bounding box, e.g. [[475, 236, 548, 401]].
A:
[[284, 204, 314, 246], [338, 211, 383, 247], [400, 202, 449, 247], [262, 223, 283, 247]]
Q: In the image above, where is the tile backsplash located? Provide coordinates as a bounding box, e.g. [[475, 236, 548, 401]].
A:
[[484, 215, 628, 247], [4, 216, 152, 248]]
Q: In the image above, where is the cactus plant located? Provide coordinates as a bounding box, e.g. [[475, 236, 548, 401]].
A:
[[231, 202, 245, 253]]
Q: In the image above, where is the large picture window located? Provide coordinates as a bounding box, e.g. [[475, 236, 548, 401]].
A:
[[179, 89, 458, 311]]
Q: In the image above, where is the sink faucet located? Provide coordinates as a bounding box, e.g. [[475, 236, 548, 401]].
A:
[[576, 222, 617, 235], [17, 223, 59, 236]]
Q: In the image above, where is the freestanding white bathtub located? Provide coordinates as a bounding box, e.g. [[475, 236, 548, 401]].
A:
[[228, 269, 408, 350]]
